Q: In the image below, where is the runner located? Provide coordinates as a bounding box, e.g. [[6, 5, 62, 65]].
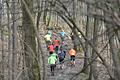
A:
[[48, 53, 57, 76], [53, 38, 60, 54], [48, 43, 54, 55], [60, 41, 67, 58], [58, 49, 66, 69], [60, 30, 65, 41], [44, 33, 52, 46], [69, 48, 76, 66]]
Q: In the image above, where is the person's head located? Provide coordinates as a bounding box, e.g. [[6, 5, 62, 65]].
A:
[[51, 52, 56, 56], [73, 47, 76, 50], [68, 48, 71, 51], [55, 38, 57, 40], [72, 48, 74, 50], [50, 52, 53, 55], [49, 42, 52, 45], [51, 42, 54, 45], [69, 48, 74, 51]]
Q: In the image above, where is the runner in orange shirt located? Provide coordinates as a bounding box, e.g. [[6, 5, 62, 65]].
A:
[[69, 48, 76, 65]]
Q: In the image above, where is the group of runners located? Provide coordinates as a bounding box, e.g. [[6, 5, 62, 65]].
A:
[[44, 29, 76, 76]]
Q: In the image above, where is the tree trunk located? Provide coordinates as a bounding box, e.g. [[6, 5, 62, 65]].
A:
[[106, 25, 120, 80], [43, 0, 48, 25], [6, 1, 12, 80], [89, 17, 98, 80], [11, 0, 18, 80], [0, 1, 4, 79], [83, 4, 93, 75], [1, 19, 5, 80], [21, 0, 40, 80]]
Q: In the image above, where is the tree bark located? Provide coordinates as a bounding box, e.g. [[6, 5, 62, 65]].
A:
[[89, 17, 98, 80], [11, 0, 19, 80], [83, 4, 93, 75], [21, 0, 40, 80], [106, 25, 120, 80], [0, 0, 5, 79]]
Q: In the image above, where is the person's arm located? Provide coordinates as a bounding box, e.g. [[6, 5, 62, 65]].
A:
[[55, 58, 57, 64], [56, 54, 58, 59]]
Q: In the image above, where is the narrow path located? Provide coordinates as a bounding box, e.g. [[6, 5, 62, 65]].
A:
[[47, 35, 83, 80], [47, 51, 84, 80], [39, 28, 84, 80]]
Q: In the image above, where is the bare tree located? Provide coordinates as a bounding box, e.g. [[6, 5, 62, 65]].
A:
[[0, 0, 5, 79], [21, 0, 41, 80], [11, 0, 18, 80]]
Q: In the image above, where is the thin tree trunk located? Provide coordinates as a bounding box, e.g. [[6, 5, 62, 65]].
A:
[[6, 1, 12, 80], [83, 4, 93, 75], [36, 0, 43, 29], [0, 0, 5, 79], [43, 0, 48, 25], [36, 0, 43, 79], [1, 17, 5, 80], [11, 0, 18, 80], [89, 17, 98, 80], [72, 0, 76, 21]]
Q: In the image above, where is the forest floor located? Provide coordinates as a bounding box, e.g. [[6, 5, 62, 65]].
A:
[[46, 52, 110, 80]]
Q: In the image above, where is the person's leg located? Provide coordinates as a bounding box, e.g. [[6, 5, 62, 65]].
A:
[[59, 57, 62, 64], [59, 58, 62, 69], [51, 64, 54, 76], [53, 64, 55, 72], [50, 65, 53, 75], [73, 56, 76, 65], [52, 64, 55, 76], [49, 51, 53, 55], [61, 59, 64, 69], [63, 51, 66, 58], [70, 56, 73, 65], [46, 41, 48, 47]]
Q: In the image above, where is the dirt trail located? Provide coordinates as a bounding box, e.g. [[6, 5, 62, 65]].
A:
[[47, 36, 84, 80], [39, 29, 84, 80], [47, 57, 83, 80]]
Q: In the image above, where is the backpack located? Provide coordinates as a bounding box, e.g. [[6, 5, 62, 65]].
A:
[[58, 51, 65, 59]]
